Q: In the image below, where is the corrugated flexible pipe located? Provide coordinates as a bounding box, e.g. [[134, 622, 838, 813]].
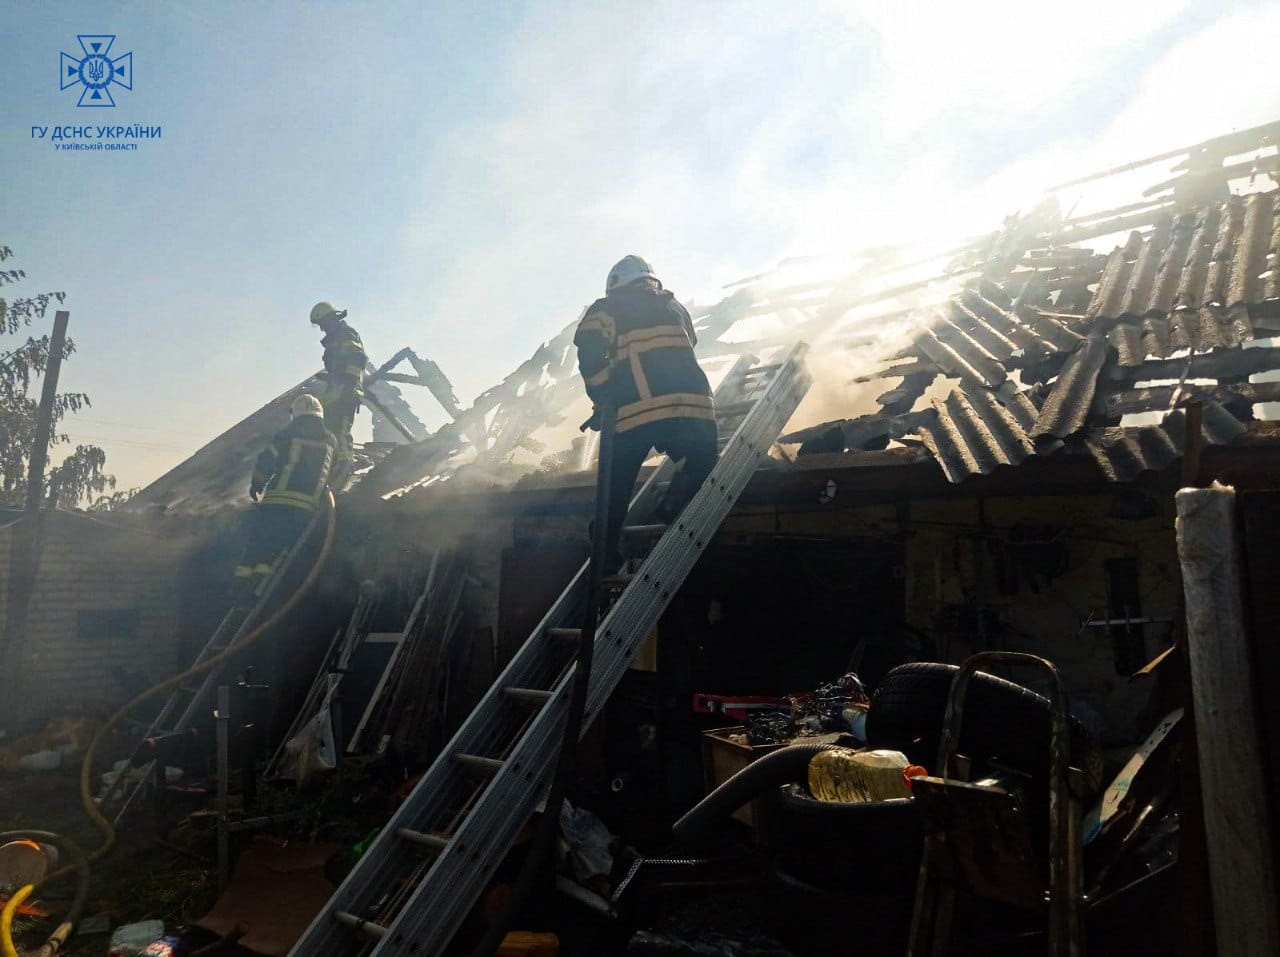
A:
[[672, 741, 843, 842]]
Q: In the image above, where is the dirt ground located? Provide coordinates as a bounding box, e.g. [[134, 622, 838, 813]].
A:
[[2, 768, 221, 955]]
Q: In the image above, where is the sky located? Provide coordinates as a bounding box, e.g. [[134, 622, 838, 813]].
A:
[[4, 0, 1280, 494]]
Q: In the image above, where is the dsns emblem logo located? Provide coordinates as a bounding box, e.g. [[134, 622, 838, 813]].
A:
[[60, 35, 132, 107]]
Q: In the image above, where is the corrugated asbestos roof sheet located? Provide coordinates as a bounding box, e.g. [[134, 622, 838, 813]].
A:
[[1085, 193, 1280, 321], [1107, 305, 1255, 365], [775, 187, 1280, 485], [1082, 403, 1246, 482], [917, 386, 1046, 482], [1029, 335, 1112, 439], [909, 290, 1082, 389]]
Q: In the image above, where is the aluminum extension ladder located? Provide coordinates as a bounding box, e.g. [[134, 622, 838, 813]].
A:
[[102, 506, 327, 821], [292, 343, 811, 956]]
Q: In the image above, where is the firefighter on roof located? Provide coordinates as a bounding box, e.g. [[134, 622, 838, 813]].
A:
[[574, 255, 717, 572], [236, 393, 337, 590], [309, 300, 367, 462]]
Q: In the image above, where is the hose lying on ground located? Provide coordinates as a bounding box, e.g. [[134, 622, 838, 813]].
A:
[[0, 886, 30, 957], [0, 830, 91, 957], [672, 742, 844, 842], [1, 491, 336, 957]]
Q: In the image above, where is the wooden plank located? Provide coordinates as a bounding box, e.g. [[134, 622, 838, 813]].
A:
[[1176, 484, 1280, 957], [1104, 380, 1280, 417], [1114, 346, 1280, 385]]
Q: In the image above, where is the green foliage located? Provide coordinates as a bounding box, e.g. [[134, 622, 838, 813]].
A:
[[1, 245, 123, 509]]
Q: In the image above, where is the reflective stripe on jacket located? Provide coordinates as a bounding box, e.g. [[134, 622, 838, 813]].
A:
[[574, 283, 713, 433], [321, 320, 368, 397], [253, 415, 338, 511]]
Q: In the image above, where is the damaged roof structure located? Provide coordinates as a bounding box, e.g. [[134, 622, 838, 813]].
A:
[[122, 121, 1280, 516], [779, 189, 1280, 485]]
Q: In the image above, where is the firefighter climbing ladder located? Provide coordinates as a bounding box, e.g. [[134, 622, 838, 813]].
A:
[[101, 507, 327, 820], [292, 343, 811, 956]]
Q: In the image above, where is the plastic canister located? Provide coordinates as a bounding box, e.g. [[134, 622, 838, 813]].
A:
[[808, 748, 922, 802]]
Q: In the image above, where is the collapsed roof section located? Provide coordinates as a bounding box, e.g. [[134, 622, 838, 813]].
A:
[[129, 121, 1280, 513], [777, 184, 1280, 485]]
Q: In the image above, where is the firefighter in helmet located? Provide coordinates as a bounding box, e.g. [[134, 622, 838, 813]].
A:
[[574, 256, 717, 571], [236, 393, 338, 591], [309, 301, 367, 463]]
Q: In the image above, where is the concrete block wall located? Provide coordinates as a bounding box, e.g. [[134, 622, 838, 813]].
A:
[[1, 513, 198, 723]]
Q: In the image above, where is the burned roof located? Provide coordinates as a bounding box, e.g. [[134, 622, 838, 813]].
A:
[[774, 176, 1280, 485], [131, 121, 1280, 510]]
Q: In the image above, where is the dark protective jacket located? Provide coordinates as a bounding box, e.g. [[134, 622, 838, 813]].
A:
[[252, 414, 338, 510], [574, 282, 714, 433], [321, 319, 368, 399]]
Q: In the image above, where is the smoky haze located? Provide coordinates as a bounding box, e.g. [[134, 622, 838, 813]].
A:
[[7, 2, 1280, 493]]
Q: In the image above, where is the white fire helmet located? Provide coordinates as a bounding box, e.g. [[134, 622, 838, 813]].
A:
[[309, 301, 347, 325], [291, 393, 324, 419], [605, 255, 657, 293]]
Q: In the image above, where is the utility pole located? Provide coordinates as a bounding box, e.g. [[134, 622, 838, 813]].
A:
[[2, 309, 70, 729]]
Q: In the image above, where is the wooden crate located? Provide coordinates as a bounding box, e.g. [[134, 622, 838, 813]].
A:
[[700, 726, 785, 827]]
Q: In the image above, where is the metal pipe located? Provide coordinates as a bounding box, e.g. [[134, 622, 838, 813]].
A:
[[936, 652, 1082, 957]]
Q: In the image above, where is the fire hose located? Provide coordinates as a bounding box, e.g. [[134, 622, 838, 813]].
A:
[[1, 491, 336, 957]]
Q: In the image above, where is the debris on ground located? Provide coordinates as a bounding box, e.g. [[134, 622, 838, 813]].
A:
[[194, 837, 339, 956], [628, 926, 797, 956], [107, 920, 165, 957], [740, 672, 869, 745], [0, 714, 95, 772]]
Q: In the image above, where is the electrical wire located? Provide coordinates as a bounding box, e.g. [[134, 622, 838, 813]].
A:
[[1, 491, 336, 957]]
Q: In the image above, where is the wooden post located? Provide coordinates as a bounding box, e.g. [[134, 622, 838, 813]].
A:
[[1176, 483, 1280, 957], [1183, 401, 1203, 487], [22, 309, 70, 517], [1, 309, 70, 728]]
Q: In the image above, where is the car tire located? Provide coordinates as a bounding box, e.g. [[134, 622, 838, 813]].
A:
[[865, 661, 1103, 795]]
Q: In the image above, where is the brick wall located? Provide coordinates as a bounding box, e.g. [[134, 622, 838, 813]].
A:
[[1, 512, 201, 722]]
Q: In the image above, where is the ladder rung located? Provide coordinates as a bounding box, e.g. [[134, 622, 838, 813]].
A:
[[622, 523, 667, 536], [716, 400, 756, 417], [743, 362, 782, 376], [335, 911, 387, 938], [505, 687, 555, 707], [397, 827, 449, 852], [455, 753, 504, 778], [285, 351, 811, 957]]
